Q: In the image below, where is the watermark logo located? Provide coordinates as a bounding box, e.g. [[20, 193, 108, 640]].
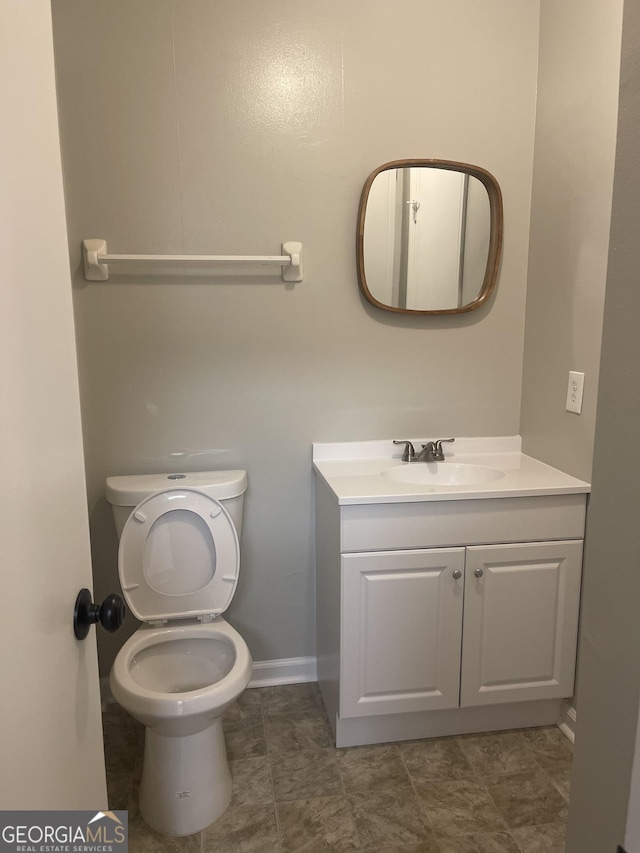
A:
[[0, 811, 128, 853]]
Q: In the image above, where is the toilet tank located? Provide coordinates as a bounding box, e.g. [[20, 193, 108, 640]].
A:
[[106, 470, 247, 539]]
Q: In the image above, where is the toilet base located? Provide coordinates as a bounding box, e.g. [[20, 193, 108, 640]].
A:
[[139, 717, 231, 836]]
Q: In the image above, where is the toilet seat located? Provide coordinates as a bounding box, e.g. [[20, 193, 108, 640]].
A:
[[118, 488, 239, 624], [110, 619, 252, 725]]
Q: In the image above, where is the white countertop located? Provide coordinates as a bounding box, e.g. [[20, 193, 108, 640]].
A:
[[312, 436, 591, 505]]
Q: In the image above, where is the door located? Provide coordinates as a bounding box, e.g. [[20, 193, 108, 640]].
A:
[[460, 540, 583, 707], [0, 2, 107, 808], [406, 168, 466, 310], [341, 548, 465, 718]]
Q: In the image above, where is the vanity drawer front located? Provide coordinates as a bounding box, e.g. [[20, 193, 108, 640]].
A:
[[340, 494, 587, 552]]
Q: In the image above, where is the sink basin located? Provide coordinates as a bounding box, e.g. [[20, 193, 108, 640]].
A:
[[382, 462, 505, 487]]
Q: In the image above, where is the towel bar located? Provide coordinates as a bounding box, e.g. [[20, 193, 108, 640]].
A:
[[82, 239, 303, 282]]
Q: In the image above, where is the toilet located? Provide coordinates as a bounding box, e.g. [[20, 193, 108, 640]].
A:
[[106, 470, 252, 837]]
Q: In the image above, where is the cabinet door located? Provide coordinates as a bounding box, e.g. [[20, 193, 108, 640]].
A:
[[461, 540, 583, 707], [341, 548, 465, 718]]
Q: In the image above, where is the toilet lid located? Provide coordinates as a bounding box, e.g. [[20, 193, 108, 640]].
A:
[[117, 488, 240, 624]]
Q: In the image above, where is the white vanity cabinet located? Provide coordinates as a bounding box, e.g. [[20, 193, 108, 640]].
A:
[[314, 449, 589, 748], [341, 540, 583, 720]]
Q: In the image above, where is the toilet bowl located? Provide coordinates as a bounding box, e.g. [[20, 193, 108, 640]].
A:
[[106, 470, 251, 837]]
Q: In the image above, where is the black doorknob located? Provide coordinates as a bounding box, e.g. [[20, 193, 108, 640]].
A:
[[73, 588, 126, 640]]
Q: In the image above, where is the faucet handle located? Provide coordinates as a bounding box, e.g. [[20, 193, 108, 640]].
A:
[[393, 440, 416, 462], [434, 438, 455, 454]]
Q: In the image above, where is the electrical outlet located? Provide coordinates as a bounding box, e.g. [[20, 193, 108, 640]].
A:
[[566, 371, 585, 414]]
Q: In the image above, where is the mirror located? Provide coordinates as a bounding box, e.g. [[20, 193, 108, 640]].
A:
[[356, 159, 503, 315]]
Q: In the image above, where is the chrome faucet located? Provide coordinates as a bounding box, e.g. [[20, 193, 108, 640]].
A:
[[417, 438, 455, 462], [394, 437, 455, 463]]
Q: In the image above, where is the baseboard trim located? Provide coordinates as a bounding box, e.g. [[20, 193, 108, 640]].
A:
[[248, 656, 317, 688], [557, 699, 577, 743]]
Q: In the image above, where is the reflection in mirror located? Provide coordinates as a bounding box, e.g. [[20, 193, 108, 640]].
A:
[[357, 160, 503, 315]]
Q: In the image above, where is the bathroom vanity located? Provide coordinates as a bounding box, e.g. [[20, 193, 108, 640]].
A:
[[313, 437, 590, 747]]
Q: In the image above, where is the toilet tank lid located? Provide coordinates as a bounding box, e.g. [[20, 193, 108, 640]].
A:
[[106, 469, 247, 506]]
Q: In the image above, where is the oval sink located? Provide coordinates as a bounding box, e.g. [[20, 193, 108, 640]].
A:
[[382, 462, 505, 487]]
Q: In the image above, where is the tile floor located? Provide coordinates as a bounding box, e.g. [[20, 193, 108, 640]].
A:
[[104, 683, 572, 852]]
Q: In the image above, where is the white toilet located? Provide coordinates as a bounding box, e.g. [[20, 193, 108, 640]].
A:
[[106, 470, 252, 837]]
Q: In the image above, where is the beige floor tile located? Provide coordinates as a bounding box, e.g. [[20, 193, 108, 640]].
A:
[[102, 702, 143, 735], [106, 771, 134, 810], [400, 737, 478, 783], [438, 830, 520, 852], [223, 713, 267, 759], [104, 727, 143, 774], [337, 743, 410, 793], [271, 748, 343, 801], [458, 731, 540, 778], [520, 727, 573, 772], [544, 764, 572, 802], [510, 821, 567, 852], [265, 709, 333, 754], [127, 778, 142, 822], [358, 843, 440, 853], [440, 832, 520, 853], [484, 770, 568, 829], [415, 778, 506, 839], [224, 687, 264, 721], [201, 804, 281, 852], [261, 682, 323, 716], [347, 784, 435, 848], [277, 795, 359, 851], [128, 814, 201, 853], [230, 756, 274, 807]]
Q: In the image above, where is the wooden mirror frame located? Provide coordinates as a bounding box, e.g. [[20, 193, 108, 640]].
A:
[[356, 159, 504, 315]]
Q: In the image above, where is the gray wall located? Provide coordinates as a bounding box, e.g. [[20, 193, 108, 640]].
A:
[[51, 0, 540, 673], [567, 1, 640, 847], [520, 0, 623, 483], [520, 0, 623, 721]]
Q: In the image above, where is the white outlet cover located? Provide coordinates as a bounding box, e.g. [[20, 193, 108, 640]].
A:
[[566, 371, 585, 414]]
